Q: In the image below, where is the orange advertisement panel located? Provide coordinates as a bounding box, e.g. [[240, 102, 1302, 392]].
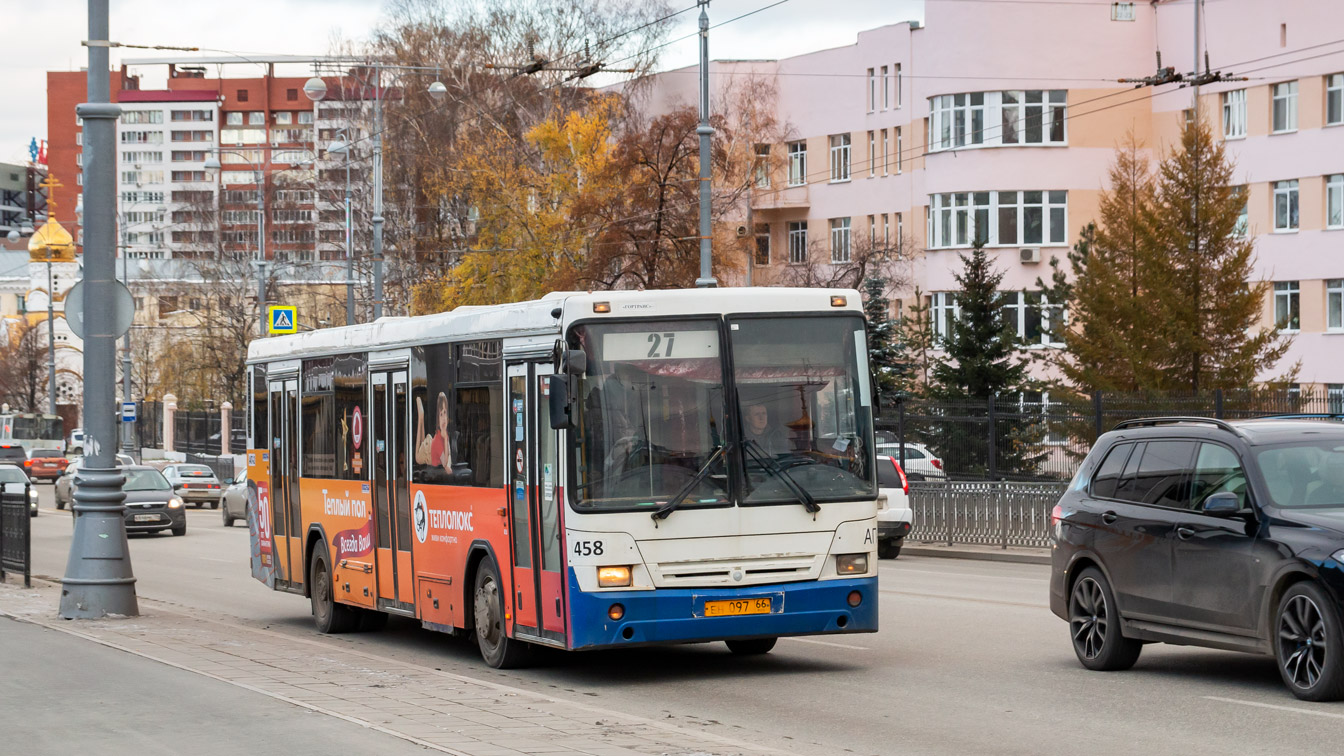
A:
[[409, 482, 508, 628], [246, 449, 276, 588], [300, 477, 376, 608]]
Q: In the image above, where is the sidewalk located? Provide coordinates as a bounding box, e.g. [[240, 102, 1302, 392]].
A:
[[0, 578, 793, 756], [900, 542, 1051, 565]]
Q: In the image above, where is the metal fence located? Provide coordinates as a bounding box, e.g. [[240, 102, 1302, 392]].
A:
[[907, 480, 1067, 549], [174, 410, 223, 456], [229, 413, 247, 455], [136, 400, 163, 451], [0, 484, 31, 587], [878, 388, 1342, 483]]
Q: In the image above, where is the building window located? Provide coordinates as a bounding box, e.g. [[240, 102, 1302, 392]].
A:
[[1329, 73, 1343, 126], [930, 292, 958, 343], [287, 88, 298, 101], [1328, 174, 1343, 229], [226, 112, 243, 126], [829, 134, 851, 182], [787, 221, 808, 264], [171, 130, 212, 143], [1274, 179, 1299, 231], [1234, 186, 1249, 237], [928, 190, 1067, 248], [122, 110, 163, 124], [867, 214, 876, 247], [1222, 89, 1247, 139], [237, 89, 249, 103], [787, 141, 806, 186], [867, 131, 876, 178], [882, 213, 890, 248], [1002, 291, 1065, 347], [881, 129, 889, 175], [867, 68, 876, 112], [248, 112, 265, 126], [753, 143, 770, 188], [754, 223, 770, 266], [896, 212, 903, 244], [881, 65, 890, 109], [929, 90, 1065, 152], [298, 111, 313, 125], [1328, 279, 1343, 332], [830, 217, 852, 262], [895, 63, 902, 107], [119, 131, 163, 144], [275, 112, 293, 125], [171, 110, 211, 122], [896, 127, 903, 173], [1272, 81, 1298, 133], [1274, 281, 1300, 332]]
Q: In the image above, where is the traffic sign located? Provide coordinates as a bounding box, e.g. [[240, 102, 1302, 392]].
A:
[[121, 402, 136, 422], [65, 279, 134, 340], [268, 306, 297, 334]]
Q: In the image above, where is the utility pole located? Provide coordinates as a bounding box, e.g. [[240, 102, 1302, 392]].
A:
[[372, 66, 385, 320], [61, 0, 138, 620], [45, 256, 56, 415], [694, 0, 717, 288], [256, 259, 269, 336], [120, 229, 133, 454], [343, 139, 354, 326]]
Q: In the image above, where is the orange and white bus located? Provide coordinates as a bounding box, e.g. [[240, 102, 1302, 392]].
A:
[[245, 288, 880, 667]]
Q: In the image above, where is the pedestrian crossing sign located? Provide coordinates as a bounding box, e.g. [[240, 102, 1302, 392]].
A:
[[268, 306, 298, 334]]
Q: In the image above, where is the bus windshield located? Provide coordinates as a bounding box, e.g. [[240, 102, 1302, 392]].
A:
[[570, 319, 729, 511], [569, 315, 874, 511]]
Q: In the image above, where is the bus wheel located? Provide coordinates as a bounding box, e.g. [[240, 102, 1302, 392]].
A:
[[726, 638, 777, 655], [473, 561, 530, 669], [310, 548, 359, 634]]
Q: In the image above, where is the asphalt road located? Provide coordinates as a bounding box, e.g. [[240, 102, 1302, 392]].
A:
[[24, 486, 1344, 756]]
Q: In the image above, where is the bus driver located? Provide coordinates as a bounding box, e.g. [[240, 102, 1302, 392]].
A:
[[743, 400, 789, 455]]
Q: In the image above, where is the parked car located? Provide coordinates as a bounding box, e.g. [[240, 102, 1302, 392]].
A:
[[0, 444, 27, 466], [874, 441, 946, 480], [25, 448, 70, 482], [67, 428, 85, 454], [54, 453, 136, 509], [0, 464, 40, 517], [221, 468, 248, 527], [1051, 416, 1344, 701], [876, 455, 913, 558], [93, 466, 186, 536], [162, 464, 224, 509]]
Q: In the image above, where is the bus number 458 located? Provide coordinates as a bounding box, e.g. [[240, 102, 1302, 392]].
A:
[[573, 540, 604, 556]]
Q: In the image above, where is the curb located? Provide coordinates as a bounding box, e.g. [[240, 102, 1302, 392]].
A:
[[901, 545, 1051, 565]]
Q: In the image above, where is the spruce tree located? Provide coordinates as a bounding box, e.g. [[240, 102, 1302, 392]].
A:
[[862, 277, 903, 411]]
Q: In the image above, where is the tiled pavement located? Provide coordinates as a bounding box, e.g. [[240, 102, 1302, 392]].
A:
[[0, 579, 796, 756]]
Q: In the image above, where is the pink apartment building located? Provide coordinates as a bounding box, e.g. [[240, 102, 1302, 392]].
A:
[[629, 0, 1344, 397]]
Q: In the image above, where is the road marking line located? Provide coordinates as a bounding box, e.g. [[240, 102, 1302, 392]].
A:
[[880, 589, 1046, 609], [1203, 696, 1344, 720], [779, 636, 869, 651]]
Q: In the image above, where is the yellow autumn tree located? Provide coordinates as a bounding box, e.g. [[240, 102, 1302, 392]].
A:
[[412, 96, 623, 313]]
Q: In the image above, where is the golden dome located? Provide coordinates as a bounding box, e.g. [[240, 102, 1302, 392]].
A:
[[28, 217, 76, 262]]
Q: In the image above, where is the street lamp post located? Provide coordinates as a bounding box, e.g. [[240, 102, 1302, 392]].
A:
[[327, 133, 354, 326]]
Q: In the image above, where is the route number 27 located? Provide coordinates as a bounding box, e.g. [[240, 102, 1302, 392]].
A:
[[646, 332, 676, 358], [573, 540, 604, 557]]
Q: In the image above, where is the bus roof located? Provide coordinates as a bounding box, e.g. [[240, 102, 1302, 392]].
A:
[[247, 287, 863, 364]]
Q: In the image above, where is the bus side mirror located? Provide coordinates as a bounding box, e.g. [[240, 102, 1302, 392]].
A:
[[559, 349, 587, 377], [550, 375, 575, 430]]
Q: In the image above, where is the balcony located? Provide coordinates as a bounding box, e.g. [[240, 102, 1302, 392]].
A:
[[750, 184, 810, 212]]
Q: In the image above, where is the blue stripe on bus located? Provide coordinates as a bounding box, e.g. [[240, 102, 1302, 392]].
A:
[[565, 569, 878, 651]]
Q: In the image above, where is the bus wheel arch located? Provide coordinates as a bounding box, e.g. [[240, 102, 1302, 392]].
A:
[[463, 540, 499, 633], [303, 525, 328, 599]]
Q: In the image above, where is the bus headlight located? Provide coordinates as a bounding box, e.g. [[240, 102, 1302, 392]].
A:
[[168, 497, 184, 509], [835, 553, 869, 575], [597, 565, 632, 588]]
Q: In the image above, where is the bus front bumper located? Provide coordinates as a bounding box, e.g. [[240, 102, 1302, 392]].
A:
[[566, 571, 878, 651]]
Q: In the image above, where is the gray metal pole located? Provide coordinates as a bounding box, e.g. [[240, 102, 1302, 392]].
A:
[[46, 259, 56, 414], [1192, 0, 1201, 122], [61, 0, 138, 619], [372, 66, 385, 320], [257, 259, 268, 336], [693, 0, 717, 288], [120, 231, 133, 454], [344, 150, 354, 325]]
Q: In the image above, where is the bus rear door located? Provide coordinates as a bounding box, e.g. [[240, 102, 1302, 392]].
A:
[[268, 377, 301, 590], [506, 361, 566, 647]]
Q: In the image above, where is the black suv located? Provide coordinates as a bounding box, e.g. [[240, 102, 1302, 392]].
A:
[[1051, 417, 1344, 701]]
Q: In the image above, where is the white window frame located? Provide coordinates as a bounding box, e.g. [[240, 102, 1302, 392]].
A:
[[882, 213, 890, 247], [787, 221, 808, 264], [830, 217, 852, 263], [754, 143, 771, 188], [787, 141, 807, 186], [1272, 81, 1298, 133], [928, 190, 1067, 249], [896, 127, 903, 173], [867, 131, 876, 178], [867, 68, 876, 112], [1328, 279, 1344, 332], [895, 63, 902, 108], [896, 212, 903, 245], [1002, 291, 1066, 348], [929, 90, 1066, 153], [754, 223, 770, 266], [1328, 174, 1344, 230], [829, 133, 851, 183], [881, 65, 890, 110], [1274, 281, 1300, 332], [1234, 187, 1250, 237], [1274, 179, 1299, 232], [881, 129, 889, 176], [931, 292, 958, 344], [1329, 73, 1343, 126], [1222, 89, 1247, 139], [1329, 383, 1344, 414]]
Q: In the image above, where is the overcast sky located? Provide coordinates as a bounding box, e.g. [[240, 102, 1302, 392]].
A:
[[4, 0, 923, 165]]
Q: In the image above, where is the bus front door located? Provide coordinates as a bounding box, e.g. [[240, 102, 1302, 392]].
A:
[[373, 369, 414, 612], [268, 378, 300, 590], [506, 361, 567, 647]]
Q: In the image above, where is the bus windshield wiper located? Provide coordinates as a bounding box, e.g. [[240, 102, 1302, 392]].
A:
[[651, 443, 728, 524], [743, 439, 820, 515]]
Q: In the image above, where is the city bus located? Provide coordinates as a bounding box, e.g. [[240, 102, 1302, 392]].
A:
[[245, 288, 880, 667], [0, 412, 65, 455]]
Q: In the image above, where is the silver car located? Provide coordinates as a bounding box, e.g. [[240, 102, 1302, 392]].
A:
[[162, 464, 224, 509], [221, 468, 248, 527], [55, 454, 136, 509], [0, 464, 40, 517]]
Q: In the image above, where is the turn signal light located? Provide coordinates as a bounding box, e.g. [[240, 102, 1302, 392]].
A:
[[830, 295, 847, 307], [593, 302, 611, 313], [598, 565, 632, 587], [608, 603, 625, 620], [847, 590, 863, 607]]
